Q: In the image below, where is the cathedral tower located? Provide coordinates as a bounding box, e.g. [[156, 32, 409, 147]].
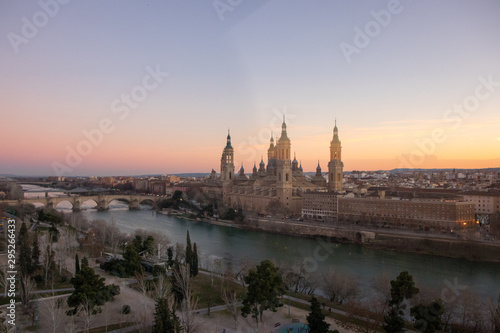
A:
[[220, 129, 235, 182], [328, 120, 344, 192], [275, 116, 293, 210]]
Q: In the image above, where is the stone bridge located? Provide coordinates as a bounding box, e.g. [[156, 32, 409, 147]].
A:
[[2, 194, 162, 212]]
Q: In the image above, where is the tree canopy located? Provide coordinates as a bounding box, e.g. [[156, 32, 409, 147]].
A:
[[306, 296, 330, 333], [67, 256, 120, 316], [241, 260, 284, 323]]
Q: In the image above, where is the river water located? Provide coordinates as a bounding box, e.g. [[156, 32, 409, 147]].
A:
[[22, 184, 500, 303]]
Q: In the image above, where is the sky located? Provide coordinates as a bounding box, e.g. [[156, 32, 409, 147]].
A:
[[1, 0, 500, 176]]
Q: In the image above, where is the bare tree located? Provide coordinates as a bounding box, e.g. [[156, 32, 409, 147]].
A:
[[134, 270, 148, 296], [20, 275, 37, 315], [173, 264, 200, 333], [91, 219, 108, 247], [234, 257, 252, 287], [43, 296, 67, 333], [132, 301, 154, 333], [152, 272, 172, 301], [42, 243, 56, 287], [322, 270, 359, 304], [78, 296, 96, 333], [221, 288, 239, 330], [174, 242, 185, 263], [148, 230, 170, 259], [456, 291, 488, 333], [373, 271, 392, 303]]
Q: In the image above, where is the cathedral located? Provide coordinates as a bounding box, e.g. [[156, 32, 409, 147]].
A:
[[219, 117, 344, 215]]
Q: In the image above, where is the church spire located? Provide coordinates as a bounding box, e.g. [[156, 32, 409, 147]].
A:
[[226, 128, 232, 148], [332, 119, 339, 143]]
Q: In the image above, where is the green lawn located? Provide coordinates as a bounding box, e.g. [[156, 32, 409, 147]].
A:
[[190, 272, 246, 310]]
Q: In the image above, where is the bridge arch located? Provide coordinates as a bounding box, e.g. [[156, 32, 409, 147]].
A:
[[108, 197, 131, 205], [80, 199, 99, 208], [29, 200, 47, 208], [139, 198, 156, 206], [54, 200, 74, 210]]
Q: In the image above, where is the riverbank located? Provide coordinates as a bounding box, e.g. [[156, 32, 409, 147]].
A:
[[188, 215, 500, 263]]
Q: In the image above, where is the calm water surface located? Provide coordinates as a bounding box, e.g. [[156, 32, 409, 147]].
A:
[[23, 184, 500, 302]]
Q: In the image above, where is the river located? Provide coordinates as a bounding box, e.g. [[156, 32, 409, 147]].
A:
[[22, 184, 500, 304]]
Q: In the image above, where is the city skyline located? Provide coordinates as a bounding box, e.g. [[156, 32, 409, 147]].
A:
[[1, 1, 500, 176]]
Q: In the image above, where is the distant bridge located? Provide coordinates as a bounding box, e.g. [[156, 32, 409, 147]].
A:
[[1, 194, 163, 212]]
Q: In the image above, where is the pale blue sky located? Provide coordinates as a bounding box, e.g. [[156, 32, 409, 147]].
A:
[[1, 1, 500, 175]]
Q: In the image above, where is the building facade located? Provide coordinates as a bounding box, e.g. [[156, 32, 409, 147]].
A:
[[338, 196, 475, 230], [302, 192, 338, 221], [221, 117, 341, 215]]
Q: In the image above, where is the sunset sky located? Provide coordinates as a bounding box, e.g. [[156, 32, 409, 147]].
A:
[[1, 1, 500, 176]]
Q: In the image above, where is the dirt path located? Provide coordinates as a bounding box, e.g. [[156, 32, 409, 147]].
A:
[[194, 302, 355, 333], [37, 259, 156, 332]]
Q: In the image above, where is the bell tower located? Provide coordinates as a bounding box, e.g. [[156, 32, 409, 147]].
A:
[[275, 116, 293, 210], [220, 129, 235, 183], [328, 120, 344, 192]]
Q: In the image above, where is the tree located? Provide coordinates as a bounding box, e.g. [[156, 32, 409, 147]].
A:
[[383, 271, 419, 333], [307, 296, 330, 333], [172, 190, 183, 208], [142, 235, 155, 255], [153, 298, 181, 333], [185, 231, 193, 274], [49, 222, 59, 242], [383, 306, 405, 333], [494, 293, 500, 333], [411, 299, 445, 333], [191, 242, 199, 277], [225, 208, 236, 221], [152, 272, 172, 301], [389, 271, 419, 308], [241, 260, 284, 324], [322, 270, 359, 304], [44, 296, 67, 333], [18, 222, 32, 277], [67, 256, 120, 316], [123, 242, 142, 276], [43, 244, 56, 287], [172, 264, 200, 333], [75, 253, 80, 274], [20, 275, 36, 315], [222, 288, 239, 329], [167, 246, 174, 268], [31, 232, 41, 274]]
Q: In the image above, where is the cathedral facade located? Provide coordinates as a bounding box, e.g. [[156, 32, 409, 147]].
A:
[[218, 118, 344, 215]]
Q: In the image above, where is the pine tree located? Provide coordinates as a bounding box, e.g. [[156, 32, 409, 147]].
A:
[[383, 271, 419, 333], [75, 253, 80, 274], [307, 296, 330, 333], [67, 256, 120, 315], [123, 243, 142, 276], [18, 222, 32, 276], [153, 298, 181, 333], [383, 306, 405, 333], [191, 243, 199, 277], [185, 230, 192, 275], [30, 231, 41, 273], [411, 300, 445, 333], [167, 247, 174, 268]]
